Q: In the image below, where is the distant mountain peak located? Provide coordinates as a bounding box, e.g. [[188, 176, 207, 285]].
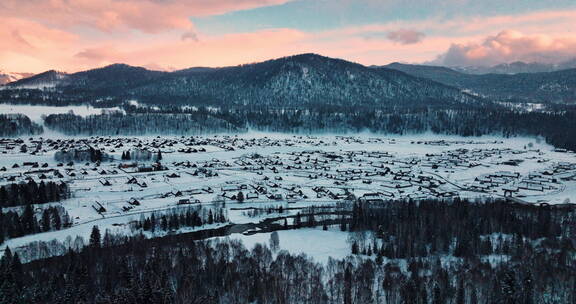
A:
[[451, 58, 576, 75], [0, 70, 34, 85]]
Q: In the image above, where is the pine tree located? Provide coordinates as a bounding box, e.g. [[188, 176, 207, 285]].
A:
[[150, 213, 156, 232], [218, 208, 226, 223], [41, 209, 51, 232], [10, 253, 22, 278], [306, 213, 315, 227], [52, 209, 61, 230], [0, 246, 11, 270], [143, 218, 151, 231], [351, 241, 359, 255], [89, 225, 101, 248], [208, 210, 214, 225], [295, 212, 302, 227], [22, 204, 36, 234], [161, 216, 168, 230], [340, 219, 347, 231], [38, 182, 48, 204]]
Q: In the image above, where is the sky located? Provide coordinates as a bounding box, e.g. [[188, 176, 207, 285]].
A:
[[1, 0, 576, 73]]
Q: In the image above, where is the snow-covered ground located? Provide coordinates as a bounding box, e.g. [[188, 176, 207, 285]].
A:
[[214, 227, 352, 264], [1, 132, 575, 260]]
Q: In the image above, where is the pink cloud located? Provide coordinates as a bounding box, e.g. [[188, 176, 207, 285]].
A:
[[437, 30, 576, 66], [75, 46, 123, 64], [0, 0, 291, 33], [2, 6, 576, 73], [181, 31, 199, 42], [0, 17, 78, 72], [0, 18, 77, 51], [387, 29, 426, 45]]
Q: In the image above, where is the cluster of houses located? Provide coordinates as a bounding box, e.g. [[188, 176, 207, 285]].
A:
[[419, 148, 526, 170], [469, 169, 564, 196], [2, 135, 575, 220]]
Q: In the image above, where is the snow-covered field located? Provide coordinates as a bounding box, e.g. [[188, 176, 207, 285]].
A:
[[1, 132, 575, 260], [215, 227, 352, 264]]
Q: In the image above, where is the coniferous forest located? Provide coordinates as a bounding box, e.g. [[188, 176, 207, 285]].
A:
[[0, 180, 70, 208], [4, 105, 576, 151], [0, 181, 72, 244], [1, 198, 574, 304], [39, 106, 576, 151], [0, 205, 72, 244], [0, 114, 43, 137]]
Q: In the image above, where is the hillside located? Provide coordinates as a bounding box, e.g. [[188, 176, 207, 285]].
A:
[[7, 70, 67, 89], [384, 63, 576, 103], [3, 54, 479, 108]]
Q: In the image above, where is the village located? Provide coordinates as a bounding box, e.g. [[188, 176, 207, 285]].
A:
[[1, 133, 576, 254]]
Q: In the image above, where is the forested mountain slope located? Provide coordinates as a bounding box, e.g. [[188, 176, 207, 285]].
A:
[[384, 63, 576, 103], [2, 54, 478, 108], [130, 54, 478, 107]]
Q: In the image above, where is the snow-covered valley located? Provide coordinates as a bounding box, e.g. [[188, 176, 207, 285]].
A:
[[1, 132, 575, 262]]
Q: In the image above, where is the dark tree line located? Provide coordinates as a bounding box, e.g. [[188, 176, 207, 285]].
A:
[[120, 149, 157, 161], [54, 147, 110, 162], [242, 205, 286, 218], [44, 112, 241, 136], [3, 100, 576, 151], [216, 106, 576, 151], [132, 206, 227, 233], [0, 198, 573, 303], [347, 198, 574, 259], [0, 205, 71, 244], [39, 105, 576, 151], [0, 114, 43, 137], [120, 151, 132, 160], [0, 180, 70, 208]]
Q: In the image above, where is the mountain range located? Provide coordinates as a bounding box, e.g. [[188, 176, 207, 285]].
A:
[[3, 53, 576, 106], [384, 63, 576, 103], [3, 54, 478, 108], [2, 54, 576, 152], [450, 59, 576, 75]]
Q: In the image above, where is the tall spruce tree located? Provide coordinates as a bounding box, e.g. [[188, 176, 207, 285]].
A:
[[89, 225, 101, 248]]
